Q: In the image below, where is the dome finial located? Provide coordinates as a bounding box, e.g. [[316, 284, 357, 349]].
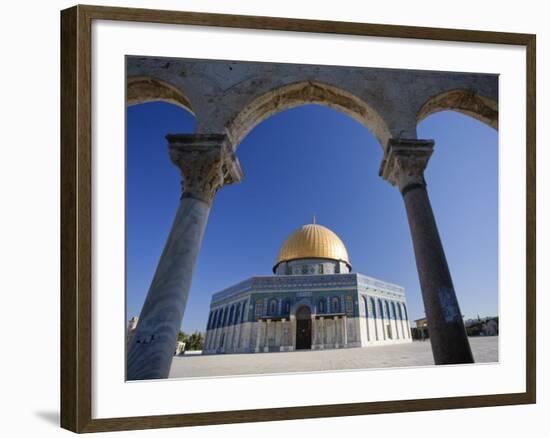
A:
[[312, 213, 316, 225]]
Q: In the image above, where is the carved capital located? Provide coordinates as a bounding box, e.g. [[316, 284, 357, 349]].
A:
[[167, 134, 244, 204], [379, 138, 435, 193]]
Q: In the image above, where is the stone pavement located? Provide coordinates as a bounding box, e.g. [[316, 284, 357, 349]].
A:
[[169, 336, 498, 379]]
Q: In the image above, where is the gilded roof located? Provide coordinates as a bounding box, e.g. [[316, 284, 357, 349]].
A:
[[274, 224, 351, 268]]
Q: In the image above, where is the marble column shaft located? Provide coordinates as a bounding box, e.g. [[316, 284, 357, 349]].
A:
[[380, 138, 473, 364], [126, 134, 243, 380], [343, 316, 348, 346]]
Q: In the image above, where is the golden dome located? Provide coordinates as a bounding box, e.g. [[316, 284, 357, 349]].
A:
[[274, 223, 351, 270]]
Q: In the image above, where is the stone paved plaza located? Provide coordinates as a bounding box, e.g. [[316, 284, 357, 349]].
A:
[[169, 336, 498, 379]]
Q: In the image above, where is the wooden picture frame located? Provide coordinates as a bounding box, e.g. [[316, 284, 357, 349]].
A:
[[60, 4, 536, 433]]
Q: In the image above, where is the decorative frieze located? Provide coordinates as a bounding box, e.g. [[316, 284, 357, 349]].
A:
[[379, 138, 434, 193], [167, 134, 243, 204]]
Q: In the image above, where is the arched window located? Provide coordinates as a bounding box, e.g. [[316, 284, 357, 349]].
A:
[[241, 300, 248, 322], [268, 299, 278, 316], [222, 307, 229, 327], [378, 300, 384, 320], [345, 295, 353, 315], [234, 303, 241, 324], [332, 296, 340, 313], [370, 297, 379, 341], [284, 298, 291, 314], [228, 305, 235, 325], [363, 296, 369, 317], [254, 299, 263, 319], [318, 297, 326, 313], [209, 311, 215, 330], [397, 303, 404, 320]]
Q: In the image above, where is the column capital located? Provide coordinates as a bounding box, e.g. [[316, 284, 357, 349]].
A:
[[167, 134, 244, 204], [379, 138, 435, 193]]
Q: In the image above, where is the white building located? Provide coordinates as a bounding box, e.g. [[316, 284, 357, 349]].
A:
[[204, 222, 412, 354]]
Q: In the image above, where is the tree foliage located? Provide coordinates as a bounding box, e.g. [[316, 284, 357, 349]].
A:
[[177, 330, 204, 351]]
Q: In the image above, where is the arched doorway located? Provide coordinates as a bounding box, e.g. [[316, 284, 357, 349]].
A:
[[295, 306, 312, 350]]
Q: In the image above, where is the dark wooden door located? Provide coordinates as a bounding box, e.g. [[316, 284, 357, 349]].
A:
[[296, 306, 312, 350]]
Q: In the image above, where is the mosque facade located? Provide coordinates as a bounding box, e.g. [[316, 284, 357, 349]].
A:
[[203, 223, 412, 354]]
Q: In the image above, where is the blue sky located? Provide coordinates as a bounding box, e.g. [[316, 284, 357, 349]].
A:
[[126, 101, 498, 333]]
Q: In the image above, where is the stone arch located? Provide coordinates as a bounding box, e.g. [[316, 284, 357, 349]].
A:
[[296, 305, 312, 320], [416, 89, 498, 130], [295, 305, 313, 350], [225, 80, 392, 149], [290, 299, 312, 316], [127, 76, 194, 114]]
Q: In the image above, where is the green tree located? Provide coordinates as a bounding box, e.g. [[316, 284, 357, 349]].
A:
[[177, 330, 204, 351], [187, 331, 204, 350], [177, 331, 187, 343]]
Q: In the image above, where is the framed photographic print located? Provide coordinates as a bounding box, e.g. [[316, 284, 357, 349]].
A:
[[60, 4, 536, 433]]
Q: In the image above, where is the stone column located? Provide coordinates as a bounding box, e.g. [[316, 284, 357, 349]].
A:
[[274, 320, 282, 347], [380, 138, 473, 364], [290, 316, 297, 351], [319, 316, 325, 349], [127, 134, 243, 380], [255, 321, 263, 353], [234, 323, 242, 352], [364, 303, 371, 342], [343, 315, 348, 347], [310, 316, 316, 349], [280, 318, 287, 351], [264, 319, 271, 352], [392, 304, 400, 340], [334, 317, 340, 348], [379, 301, 387, 340]]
